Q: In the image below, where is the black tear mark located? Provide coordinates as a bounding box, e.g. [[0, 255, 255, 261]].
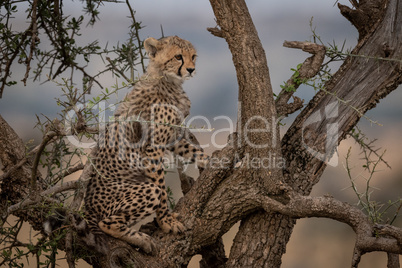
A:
[[177, 58, 184, 77]]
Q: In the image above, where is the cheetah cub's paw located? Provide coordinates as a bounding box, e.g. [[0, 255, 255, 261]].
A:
[[196, 155, 210, 169], [158, 213, 185, 234], [127, 232, 159, 256], [137, 234, 159, 255]]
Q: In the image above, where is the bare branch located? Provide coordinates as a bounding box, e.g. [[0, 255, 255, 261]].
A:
[[351, 247, 362, 268], [276, 41, 326, 116], [348, 126, 392, 169], [52, 163, 85, 183], [387, 252, 400, 268], [276, 96, 304, 117], [338, 0, 387, 40], [65, 229, 75, 268], [254, 192, 402, 256], [126, 0, 146, 74], [7, 179, 85, 215], [207, 27, 224, 38], [283, 40, 325, 54]]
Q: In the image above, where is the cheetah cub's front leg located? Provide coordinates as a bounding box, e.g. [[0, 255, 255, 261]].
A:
[[99, 215, 159, 255]]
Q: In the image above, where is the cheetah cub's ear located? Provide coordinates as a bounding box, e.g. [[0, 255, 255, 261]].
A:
[[144, 37, 159, 58]]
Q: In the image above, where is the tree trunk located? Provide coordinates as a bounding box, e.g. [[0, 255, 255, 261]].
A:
[[208, 0, 402, 267], [207, 1, 287, 265], [0, 115, 46, 231], [387, 252, 400, 268]]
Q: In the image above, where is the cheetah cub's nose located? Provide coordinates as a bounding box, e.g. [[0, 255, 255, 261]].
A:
[[186, 68, 195, 75]]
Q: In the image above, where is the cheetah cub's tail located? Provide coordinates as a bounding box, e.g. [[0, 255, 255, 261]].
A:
[[43, 209, 110, 255], [71, 213, 111, 254]]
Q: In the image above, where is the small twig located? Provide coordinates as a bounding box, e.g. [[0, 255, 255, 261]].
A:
[[7, 179, 85, 215], [160, 24, 165, 38], [106, 57, 132, 82], [30, 131, 59, 195], [390, 201, 402, 225], [0, 23, 31, 98], [70, 63, 104, 90], [316, 85, 382, 126], [126, 0, 146, 74], [22, 0, 39, 86], [351, 247, 362, 268], [0, 219, 25, 267], [52, 163, 85, 183], [349, 0, 359, 9], [65, 230, 75, 268], [349, 126, 391, 169]]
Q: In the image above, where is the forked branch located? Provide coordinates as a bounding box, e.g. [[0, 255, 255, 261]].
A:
[[253, 191, 402, 262]]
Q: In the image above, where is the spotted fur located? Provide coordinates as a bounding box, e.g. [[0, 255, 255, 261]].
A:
[[83, 36, 208, 255]]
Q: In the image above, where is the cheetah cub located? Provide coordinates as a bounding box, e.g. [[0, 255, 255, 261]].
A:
[[83, 36, 208, 255]]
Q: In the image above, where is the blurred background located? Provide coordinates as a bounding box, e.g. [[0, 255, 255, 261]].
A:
[[0, 0, 401, 267]]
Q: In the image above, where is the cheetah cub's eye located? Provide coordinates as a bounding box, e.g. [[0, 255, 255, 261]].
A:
[[175, 54, 183, 61], [192, 55, 197, 61]]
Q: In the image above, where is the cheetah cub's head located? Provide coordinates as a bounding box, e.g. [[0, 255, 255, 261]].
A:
[[144, 36, 197, 82]]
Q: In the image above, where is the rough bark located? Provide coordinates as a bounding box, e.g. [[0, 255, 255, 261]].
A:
[[199, 238, 227, 268], [0, 115, 46, 231], [387, 253, 400, 268]]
